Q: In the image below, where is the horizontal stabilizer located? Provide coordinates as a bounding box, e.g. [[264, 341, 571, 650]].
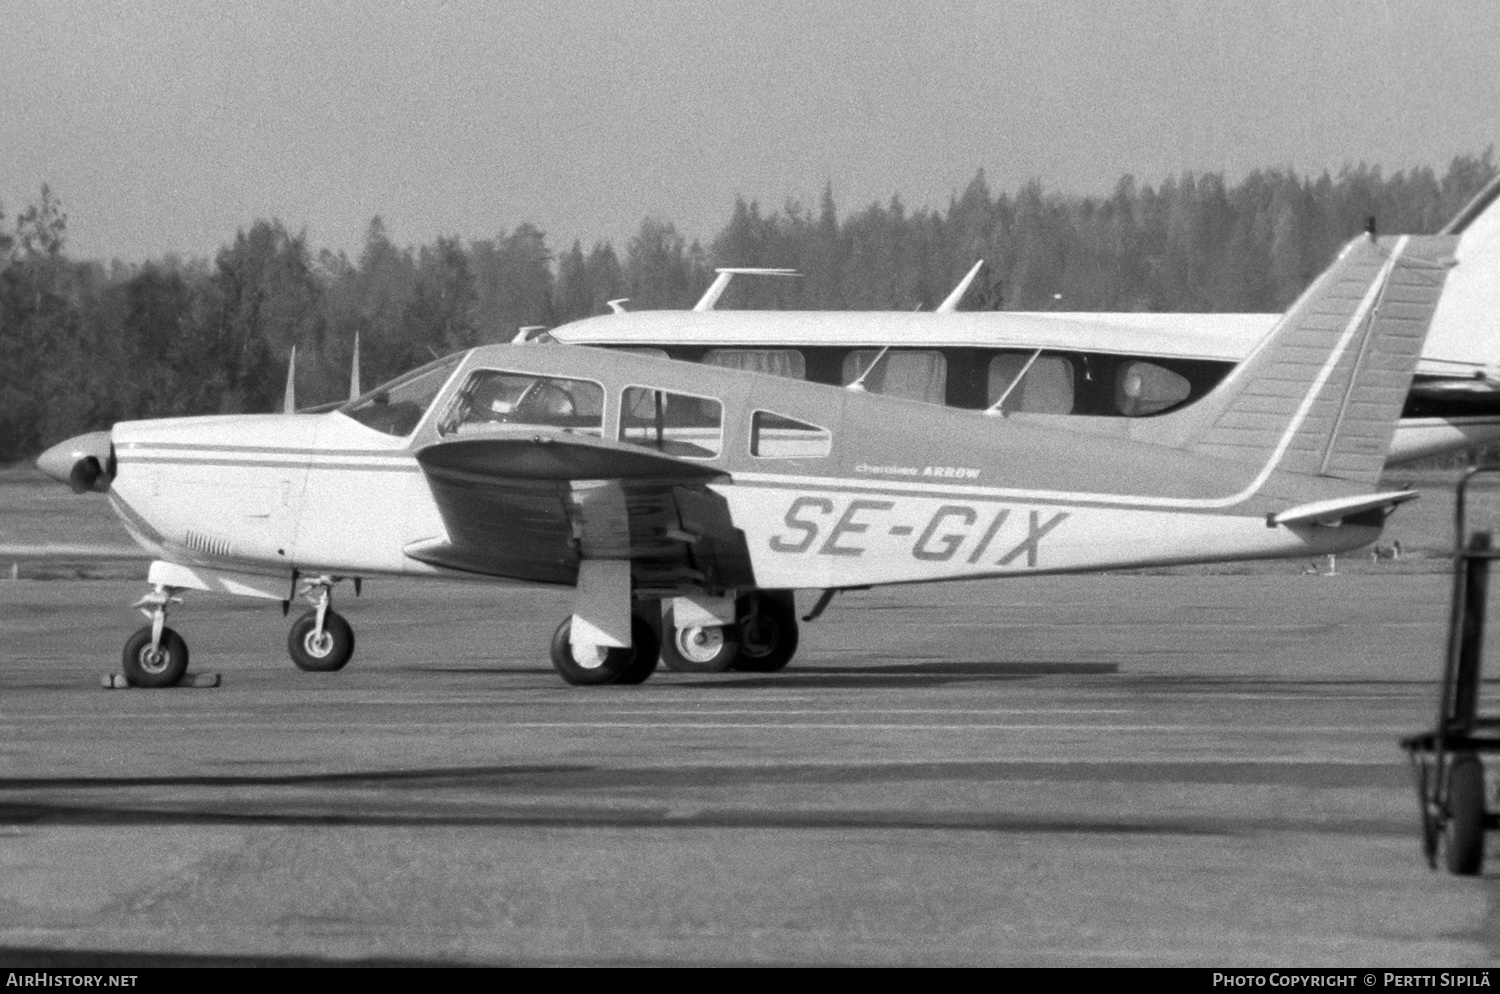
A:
[[1268, 490, 1418, 528]]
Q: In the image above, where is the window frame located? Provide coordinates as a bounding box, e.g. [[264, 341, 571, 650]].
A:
[[617, 383, 727, 460]]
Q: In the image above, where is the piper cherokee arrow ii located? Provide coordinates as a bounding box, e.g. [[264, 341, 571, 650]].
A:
[[37, 228, 1458, 686]]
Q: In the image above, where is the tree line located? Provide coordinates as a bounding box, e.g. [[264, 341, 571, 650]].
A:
[[1, 149, 1494, 462]]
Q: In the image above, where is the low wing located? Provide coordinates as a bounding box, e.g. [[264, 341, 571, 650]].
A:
[[408, 432, 755, 592]]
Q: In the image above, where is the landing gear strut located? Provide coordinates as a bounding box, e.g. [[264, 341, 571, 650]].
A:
[[122, 585, 189, 688], [287, 574, 356, 672]]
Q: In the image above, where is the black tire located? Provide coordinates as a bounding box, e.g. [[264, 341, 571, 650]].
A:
[[659, 606, 740, 673], [122, 625, 189, 688], [287, 609, 355, 672], [550, 615, 659, 685], [614, 615, 661, 685], [1443, 754, 1486, 875], [731, 593, 799, 673]]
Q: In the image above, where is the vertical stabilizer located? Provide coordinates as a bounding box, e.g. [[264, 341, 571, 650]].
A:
[[1169, 234, 1456, 488], [1422, 174, 1500, 374]]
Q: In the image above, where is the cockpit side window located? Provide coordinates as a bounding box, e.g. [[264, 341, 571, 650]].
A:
[[437, 370, 605, 437], [619, 386, 723, 458], [340, 354, 464, 437], [751, 411, 831, 458]]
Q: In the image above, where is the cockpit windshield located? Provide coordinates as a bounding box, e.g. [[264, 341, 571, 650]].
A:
[[339, 353, 464, 436], [435, 369, 604, 437]]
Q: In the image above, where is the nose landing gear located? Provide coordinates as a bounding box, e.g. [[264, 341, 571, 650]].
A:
[[121, 585, 189, 688], [286, 575, 356, 672]]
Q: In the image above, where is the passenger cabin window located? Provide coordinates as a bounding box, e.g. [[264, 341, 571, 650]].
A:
[[840, 350, 947, 403], [619, 387, 723, 458], [1115, 361, 1191, 416], [704, 349, 807, 380], [987, 354, 1075, 414], [341, 354, 463, 436], [751, 411, 831, 458], [437, 370, 604, 436]]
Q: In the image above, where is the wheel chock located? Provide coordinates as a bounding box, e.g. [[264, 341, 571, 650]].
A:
[[101, 672, 221, 689]]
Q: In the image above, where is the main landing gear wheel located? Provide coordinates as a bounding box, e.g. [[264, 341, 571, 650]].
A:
[[288, 609, 356, 672], [551, 614, 660, 686], [659, 607, 741, 673], [731, 593, 799, 673], [122, 626, 189, 688], [1441, 754, 1486, 876]]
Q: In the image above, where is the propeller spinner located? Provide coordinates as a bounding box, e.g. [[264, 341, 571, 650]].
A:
[[36, 431, 115, 493]]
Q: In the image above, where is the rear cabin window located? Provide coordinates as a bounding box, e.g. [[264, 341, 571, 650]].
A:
[[987, 354, 1076, 414], [750, 411, 831, 458], [438, 370, 604, 436], [704, 349, 807, 380], [840, 349, 947, 404], [620, 387, 723, 458], [1115, 361, 1192, 416]]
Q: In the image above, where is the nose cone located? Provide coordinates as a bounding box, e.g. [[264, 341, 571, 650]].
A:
[[36, 431, 114, 493]]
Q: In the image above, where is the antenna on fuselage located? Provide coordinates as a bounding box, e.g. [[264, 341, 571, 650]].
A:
[[606, 299, 630, 314], [349, 331, 361, 401], [846, 345, 891, 393], [512, 325, 549, 344], [692, 268, 800, 312], [935, 260, 984, 314], [283, 346, 297, 415]]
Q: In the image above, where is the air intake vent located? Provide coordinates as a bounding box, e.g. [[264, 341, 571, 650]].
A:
[[185, 530, 234, 558]]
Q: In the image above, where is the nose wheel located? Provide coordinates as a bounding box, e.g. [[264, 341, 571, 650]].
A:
[[287, 575, 356, 672], [288, 609, 355, 671], [120, 585, 190, 687], [122, 625, 189, 688]]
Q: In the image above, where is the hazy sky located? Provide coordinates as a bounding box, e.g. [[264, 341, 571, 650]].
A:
[[3, 0, 1496, 262]]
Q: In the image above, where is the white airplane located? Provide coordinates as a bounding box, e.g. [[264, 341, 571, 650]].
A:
[[36, 226, 1459, 687], [545, 175, 1500, 467]]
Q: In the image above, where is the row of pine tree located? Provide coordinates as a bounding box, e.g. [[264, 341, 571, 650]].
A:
[[1, 149, 1494, 462]]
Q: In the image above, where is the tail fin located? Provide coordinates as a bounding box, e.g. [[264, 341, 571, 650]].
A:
[[1158, 234, 1456, 488]]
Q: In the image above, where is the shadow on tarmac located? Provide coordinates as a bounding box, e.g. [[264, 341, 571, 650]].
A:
[[416, 659, 1120, 686]]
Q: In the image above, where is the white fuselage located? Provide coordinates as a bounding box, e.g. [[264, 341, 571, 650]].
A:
[[106, 409, 1379, 593]]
